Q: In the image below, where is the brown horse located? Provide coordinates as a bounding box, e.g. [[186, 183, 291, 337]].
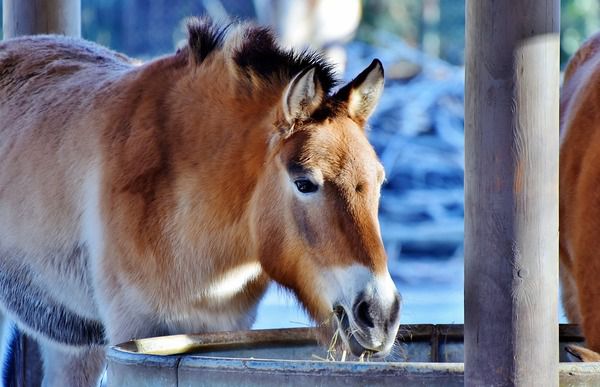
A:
[[560, 32, 600, 362], [0, 18, 400, 385]]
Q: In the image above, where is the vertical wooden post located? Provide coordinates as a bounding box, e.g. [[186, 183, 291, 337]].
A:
[[3, 0, 81, 39], [465, 1, 559, 386], [2, 2, 80, 385]]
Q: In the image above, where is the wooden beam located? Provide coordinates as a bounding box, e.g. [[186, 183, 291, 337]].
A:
[[3, 0, 81, 39], [464, 1, 559, 386]]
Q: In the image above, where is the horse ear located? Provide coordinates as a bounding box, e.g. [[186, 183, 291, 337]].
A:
[[282, 66, 324, 126], [337, 59, 384, 125]]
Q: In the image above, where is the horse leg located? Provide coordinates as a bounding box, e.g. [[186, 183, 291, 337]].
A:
[[1, 320, 21, 387], [559, 251, 581, 325], [95, 286, 167, 345], [569, 244, 600, 361], [38, 341, 105, 387], [559, 254, 600, 362], [565, 344, 600, 362], [105, 310, 166, 345]]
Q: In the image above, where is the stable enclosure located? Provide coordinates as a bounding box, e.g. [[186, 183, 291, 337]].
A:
[[0, 0, 575, 386]]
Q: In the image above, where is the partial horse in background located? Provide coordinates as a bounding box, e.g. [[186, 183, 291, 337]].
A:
[[561, 31, 600, 362]]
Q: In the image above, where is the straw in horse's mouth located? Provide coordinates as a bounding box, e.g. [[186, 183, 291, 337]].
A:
[[333, 305, 376, 358]]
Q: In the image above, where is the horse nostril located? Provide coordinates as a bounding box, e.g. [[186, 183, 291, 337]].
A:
[[389, 293, 401, 324], [334, 304, 345, 319], [354, 299, 375, 329]]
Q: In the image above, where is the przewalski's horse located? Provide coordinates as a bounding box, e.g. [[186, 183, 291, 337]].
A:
[[0, 18, 400, 385], [561, 32, 600, 362]]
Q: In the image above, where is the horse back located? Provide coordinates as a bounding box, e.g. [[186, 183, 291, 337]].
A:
[[0, 36, 133, 254], [0, 34, 197, 322], [0, 35, 133, 111]]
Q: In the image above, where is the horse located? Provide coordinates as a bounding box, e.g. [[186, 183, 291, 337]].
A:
[[560, 31, 600, 362], [0, 17, 401, 385]]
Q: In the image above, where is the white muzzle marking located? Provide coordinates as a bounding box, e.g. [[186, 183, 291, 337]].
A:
[[319, 264, 401, 355]]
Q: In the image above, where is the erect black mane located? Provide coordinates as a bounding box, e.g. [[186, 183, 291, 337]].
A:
[[186, 17, 338, 95], [186, 17, 231, 63], [233, 26, 338, 94]]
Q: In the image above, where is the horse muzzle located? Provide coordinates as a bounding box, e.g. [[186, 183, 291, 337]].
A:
[[333, 289, 401, 357], [318, 265, 401, 357]]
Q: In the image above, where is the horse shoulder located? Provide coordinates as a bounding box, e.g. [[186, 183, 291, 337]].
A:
[[0, 37, 137, 324]]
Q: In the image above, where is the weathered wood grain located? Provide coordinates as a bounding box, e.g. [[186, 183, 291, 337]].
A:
[[465, 1, 560, 386]]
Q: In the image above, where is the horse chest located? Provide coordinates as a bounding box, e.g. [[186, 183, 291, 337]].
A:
[[203, 262, 263, 301], [158, 262, 267, 333]]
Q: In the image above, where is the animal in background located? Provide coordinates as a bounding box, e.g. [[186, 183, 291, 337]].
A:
[[0, 18, 400, 385], [560, 31, 600, 362]]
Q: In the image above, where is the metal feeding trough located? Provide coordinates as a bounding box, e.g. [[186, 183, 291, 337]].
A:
[[107, 324, 600, 386]]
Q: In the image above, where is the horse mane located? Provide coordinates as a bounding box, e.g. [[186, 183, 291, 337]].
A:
[[186, 17, 231, 64], [185, 17, 338, 96]]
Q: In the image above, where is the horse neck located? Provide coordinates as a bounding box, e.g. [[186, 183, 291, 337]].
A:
[[163, 59, 285, 260]]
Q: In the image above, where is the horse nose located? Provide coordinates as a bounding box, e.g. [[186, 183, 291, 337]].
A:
[[353, 294, 375, 328], [387, 292, 401, 328], [352, 291, 401, 330]]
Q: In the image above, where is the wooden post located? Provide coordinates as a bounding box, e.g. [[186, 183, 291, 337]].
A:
[[2, 2, 80, 385], [3, 0, 81, 38], [465, 1, 559, 386]]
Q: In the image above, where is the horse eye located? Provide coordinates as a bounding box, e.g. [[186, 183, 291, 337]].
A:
[[294, 179, 318, 194]]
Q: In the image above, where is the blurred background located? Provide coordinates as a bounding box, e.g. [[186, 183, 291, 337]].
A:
[[0, 0, 594, 327]]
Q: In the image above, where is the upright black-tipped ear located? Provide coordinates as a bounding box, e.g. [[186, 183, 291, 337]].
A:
[[282, 66, 324, 126], [335, 59, 385, 125]]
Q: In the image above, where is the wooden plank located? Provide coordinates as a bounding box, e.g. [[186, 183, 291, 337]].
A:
[[464, 1, 560, 386], [2, 0, 80, 39]]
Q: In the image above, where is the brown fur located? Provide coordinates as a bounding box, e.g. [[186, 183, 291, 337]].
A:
[[0, 18, 399, 384], [561, 31, 600, 359]]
